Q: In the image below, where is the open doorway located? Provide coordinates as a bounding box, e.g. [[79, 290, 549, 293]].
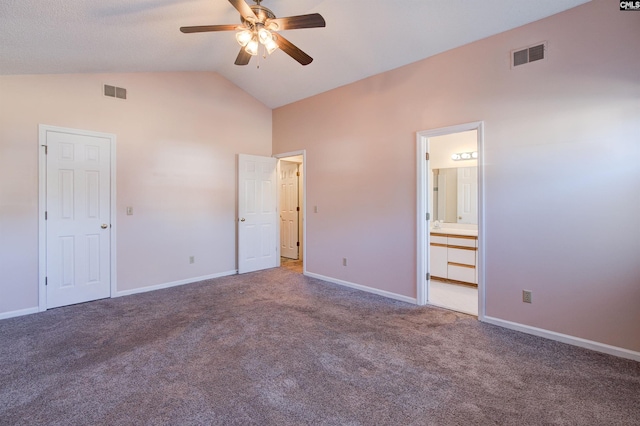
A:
[[275, 151, 305, 274], [417, 122, 484, 319], [429, 131, 478, 315]]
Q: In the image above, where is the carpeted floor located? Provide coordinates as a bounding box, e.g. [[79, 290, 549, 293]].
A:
[[1, 267, 639, 425]]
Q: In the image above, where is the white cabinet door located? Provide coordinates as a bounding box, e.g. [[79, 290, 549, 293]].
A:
[[238, 154, 278, 274], [430, 244, 448, 280]]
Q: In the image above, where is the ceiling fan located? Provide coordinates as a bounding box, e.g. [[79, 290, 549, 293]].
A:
[[180, 0, 326, 66]]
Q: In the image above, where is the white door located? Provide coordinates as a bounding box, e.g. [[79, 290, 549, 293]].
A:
[[46, 130, 112, 308], [238, 154, 278, 274], [457, 166, 478, 224], [279, 161, 299, 259]]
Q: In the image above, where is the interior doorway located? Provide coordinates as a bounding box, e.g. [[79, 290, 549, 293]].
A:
[[38, 125, 117, 311], [417, 122, 484, 319], [275, 151, 305, 274]]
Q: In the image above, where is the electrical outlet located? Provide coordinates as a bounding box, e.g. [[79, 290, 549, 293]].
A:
[[314, 206, 318, 213], [189, 256, 195, 264], [522, 290, 532, 303], [342, 258, 347, 266]]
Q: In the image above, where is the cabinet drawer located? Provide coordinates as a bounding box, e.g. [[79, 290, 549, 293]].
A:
[[430, 235, 448, 245], [448, 263, 476, 284], [448, 247, 475, 266], [448, 236, 477, 248]]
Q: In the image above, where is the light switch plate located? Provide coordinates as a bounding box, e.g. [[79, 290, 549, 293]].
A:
[[126, 206, 133, 215]]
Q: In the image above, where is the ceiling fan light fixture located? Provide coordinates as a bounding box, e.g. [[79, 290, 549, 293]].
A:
[[258, 27, 272, 44], [235, 29, 252, 47], [264, 38, 279, 54], [245, 37, 259, 56]]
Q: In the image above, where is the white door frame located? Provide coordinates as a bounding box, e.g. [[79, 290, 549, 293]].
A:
[[416, 122, 485, 320], [38, 125, 117, 311], [274, 150, 306, 275]]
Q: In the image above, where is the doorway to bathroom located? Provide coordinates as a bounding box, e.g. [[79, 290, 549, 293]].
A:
[[417, 122, 484, 318]]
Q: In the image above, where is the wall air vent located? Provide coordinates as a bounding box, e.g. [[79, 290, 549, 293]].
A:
[[511, 42, 547, 68], [104, 84, 127, 100]]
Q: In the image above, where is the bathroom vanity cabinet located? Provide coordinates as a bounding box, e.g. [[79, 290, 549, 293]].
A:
[[430, 232, 478, 286]]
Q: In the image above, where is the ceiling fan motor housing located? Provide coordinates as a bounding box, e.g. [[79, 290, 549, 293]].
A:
[[242, 5, 276, 27]]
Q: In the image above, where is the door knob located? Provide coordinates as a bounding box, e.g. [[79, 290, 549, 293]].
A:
[[101, 224, 108, 229], [240, 218, 245, 222]]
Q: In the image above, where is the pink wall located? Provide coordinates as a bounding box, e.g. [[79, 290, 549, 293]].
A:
[[0, 72, 271, 313], [273, 0, 640, 352]]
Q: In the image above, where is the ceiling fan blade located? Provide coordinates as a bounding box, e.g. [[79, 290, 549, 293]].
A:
[[266, 13, 326, 31], [180, 24, 238, 33], [228, 0, 258, 21], [273, 34, 313, 66], [234, 48, 252, 66]]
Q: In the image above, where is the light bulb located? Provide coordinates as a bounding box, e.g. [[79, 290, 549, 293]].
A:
[[461, 152, 471, 160], [258, 28, 272, 45], [451, 154, 461, 161], [235, 29, 252, 47], [265, 38, 278, 54], [472, 151, 478, 159], [245, 38, 259, 56]]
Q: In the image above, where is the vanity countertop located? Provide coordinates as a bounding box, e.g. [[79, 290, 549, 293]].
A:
[[430, 227, 478, 237]]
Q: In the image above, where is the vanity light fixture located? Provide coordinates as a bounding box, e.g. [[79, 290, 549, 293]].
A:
[[451, 151, 478, 161]]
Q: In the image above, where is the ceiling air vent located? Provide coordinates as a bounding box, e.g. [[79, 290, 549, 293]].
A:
[[511, 42, 546, 68], [104, 84, 127, 100]]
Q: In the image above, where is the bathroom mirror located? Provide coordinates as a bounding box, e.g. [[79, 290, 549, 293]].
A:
[[432, 166, 478, 224]]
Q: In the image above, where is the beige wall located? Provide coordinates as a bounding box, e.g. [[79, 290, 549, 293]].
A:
[[0, 72, 272, 314], [273, 0, 640, 352]]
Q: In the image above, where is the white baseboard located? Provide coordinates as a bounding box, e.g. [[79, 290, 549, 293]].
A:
[[483, 316, 640, 362], [0, 306, 40, 320], [304, 272, 417, 305], [114, 270, 238, 298]]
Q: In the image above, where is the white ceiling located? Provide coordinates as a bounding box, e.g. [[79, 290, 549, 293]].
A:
[[0, 0, 590, 108]]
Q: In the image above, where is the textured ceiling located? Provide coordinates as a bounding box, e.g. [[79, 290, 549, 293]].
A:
[[0, 0, 590, 108]]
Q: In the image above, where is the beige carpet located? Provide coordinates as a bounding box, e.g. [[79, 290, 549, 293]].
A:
[[1, 266, 638, 425]]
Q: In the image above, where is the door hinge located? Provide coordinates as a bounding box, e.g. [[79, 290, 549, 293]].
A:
[[45, 277, 48, 286], [296, 171, 300, 177], [426, 212, 430, 221], [45, 211, 48, 220], [426, 152, 429, 161], [296, 206, 300, 212], [426, 273, 430, 280], [296, 242, 300, 247], [42, 145, 48, 155]]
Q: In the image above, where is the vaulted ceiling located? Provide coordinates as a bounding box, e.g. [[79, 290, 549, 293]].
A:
[[0, 0, 590, 108]]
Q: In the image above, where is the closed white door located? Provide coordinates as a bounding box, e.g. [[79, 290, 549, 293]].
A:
[[279, 161, 299, 260], [238, 154, 278, 274], [46, 130, 111, 308], [457, 166, 478, 224]]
